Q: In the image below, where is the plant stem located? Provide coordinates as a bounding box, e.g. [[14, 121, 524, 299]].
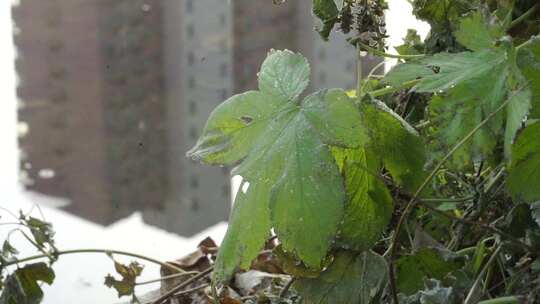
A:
[[357, 46, 364, 103], [357, 42, 426, 59], [419, 195, 475, 203], [151, 266, 213, 304], [416, 200, 532, 251], [173, 283, 209, 297], [509, 3, 540, 29], [387, 87, 526, 304], [2, 249, 185, 273], [136, 271, 200, 286], [477, 297, 522, 304], [369, 79, 420, 98], [279, 277, 296, 298], [516, 39, 533, 50], [464, 245, 503, 304]]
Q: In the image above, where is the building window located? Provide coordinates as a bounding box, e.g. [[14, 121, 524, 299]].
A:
[[346, 60, 354, 73], [188, 100, 197, 115], [219, 14, 226, 26], [189, 126, 198, 140], [188, 76, 196, 89], [219, 40, 227, 53], [219, 63, 227, 78], [319, 49, 326, 60], [190, 175, 199, 189], [186, 0, 193, 13], [187, 52, 195, 66], [319, 72, 327, 84], [219, 88, 228, 100], [190, 197, 199, 211], [186, 24, 194, 39]]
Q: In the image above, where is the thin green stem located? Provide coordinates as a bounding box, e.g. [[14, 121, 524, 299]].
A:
[[357, 46, 364, 103], [509, 3, 540, 29], [369, 79, 420, 98], [2, 249, 184, 273], [387, 87, 526, 304], [361, 60, 387, 94], [516, 39, 533, 50], [419, 195, 475, 204], [464, 245, 503, 304], [477, 297, 522, 304], [357, 42, 426, 59]]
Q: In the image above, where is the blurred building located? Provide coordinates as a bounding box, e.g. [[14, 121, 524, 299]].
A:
[[13, 0, 379, 236], [14, 0, 169, 225]]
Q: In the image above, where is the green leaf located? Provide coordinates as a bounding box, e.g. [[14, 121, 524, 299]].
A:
[[507, 122, 540, 203], [503, 204, 537, 238], [333, 147, 393, 251], [213, 182, 271, 281], [1, 241, 18, 260], [516, 36, 540, 119], [361, 101, 428, 192], [417, 49, 507, 93], [453, 11, 503, 52], [429, 74, 507, 167], [273, 245, 331, 279], [258, 49, 310, 102], [302, 89, 369, 147], [186, 91, 288, 165], [396, 248, 461, 295], [312, 0, 339, 40], [294, 251, 387, 304], [269, 116, 346, 268], [398, 279, 456, 304], [19, 215, 55, 250], [383, 63, 434, 88], [413, 0, 472, 26], [190, 51, 366, 279], [395, 29, 425, 56], [385, 49, 508, 93], [0, 263, 55, 304], [504, 88, 531, 158]]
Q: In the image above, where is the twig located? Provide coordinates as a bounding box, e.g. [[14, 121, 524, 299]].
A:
[[136, 271, 200, 286], [279, 277, 296, 298], [151, 266, 213, 304], [173, 283, 209, 297], [464, 245, 503, 304], [387, 87, 526, 304], [369, 79, 420, 98], [2, 249, 185, 273], [415, 201, 533, 251], [357, 45, 364, 103], [509, 3, 540, 29], [357, 41, 426, 60]]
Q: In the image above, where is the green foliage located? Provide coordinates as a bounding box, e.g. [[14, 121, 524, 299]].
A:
[[0, 263, 55, 304], [333, 147, 393, 251], [507, 122, 540, 203], [189, 50, 424, 284], [516, 36, 540, 118], [294, 251, 387, 304], [395, 248, 462, 295], [312, 0, 339, 40]]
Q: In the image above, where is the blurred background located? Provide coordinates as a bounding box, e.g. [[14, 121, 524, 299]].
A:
[[0, 0, 428, 303]]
